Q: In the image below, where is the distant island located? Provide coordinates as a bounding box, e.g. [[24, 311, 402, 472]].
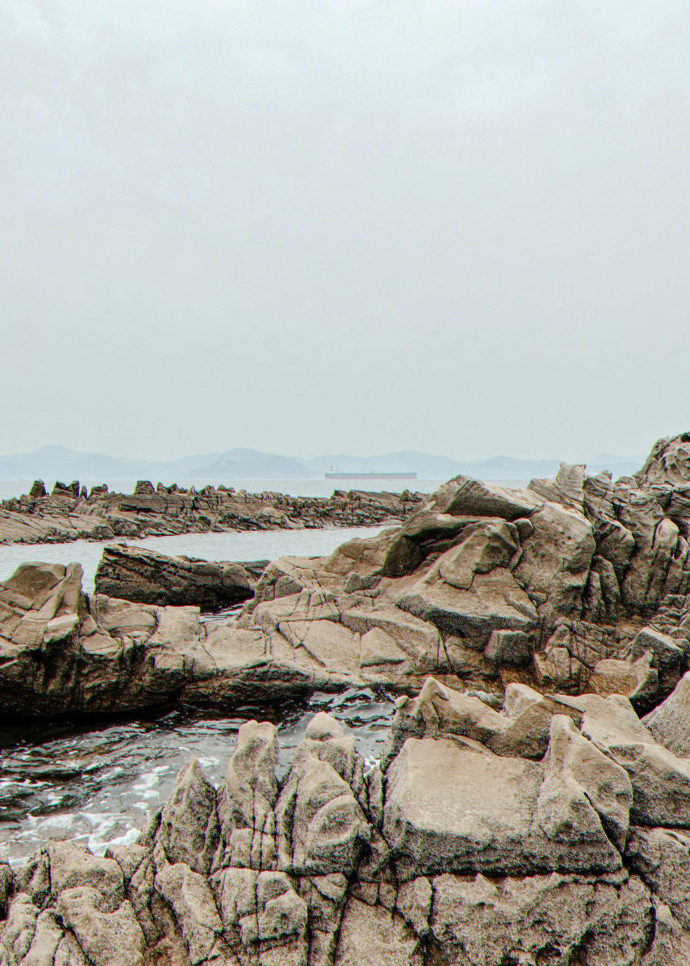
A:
[[0, 444, 644, 483]]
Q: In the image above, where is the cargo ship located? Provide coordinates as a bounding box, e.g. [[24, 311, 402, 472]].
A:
[[324, 470, 417, 480]]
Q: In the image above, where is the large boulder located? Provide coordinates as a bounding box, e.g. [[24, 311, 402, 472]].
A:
[[95, 544, 257, 610]]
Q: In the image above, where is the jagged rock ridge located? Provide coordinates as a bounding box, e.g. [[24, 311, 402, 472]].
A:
[[5, 676, 690, 963], [5, 434, 690, 961], [0, 482, 422, 545], [4, 433, 690, 714]]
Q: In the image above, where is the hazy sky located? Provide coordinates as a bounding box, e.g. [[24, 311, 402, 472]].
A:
[[2, 0, 689, 462]]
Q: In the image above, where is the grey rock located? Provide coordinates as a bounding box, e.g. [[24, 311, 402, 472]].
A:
[[154, 863, 222, 965], [47, 841, 124, 912], [334, 898, 422, 966], [588, 652, 659, 706], [431, 476, 542, 520], [630, 626, 685, 670], [383, 733, 621, 879], [429, 870, 652, 966], [95, 544, 256, 610], [157, 758, 219, 874], [275, 715, 370, 876], [537, 715, 632, 853], [576, 693, 690, 828], [56, 887, 145, 966], [215, 719, 279, 871], [484, 628, 533, 668], [627, 826, 690, 930]]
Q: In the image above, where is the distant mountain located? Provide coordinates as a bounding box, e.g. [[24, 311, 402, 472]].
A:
[[0, 445, 645, 484], [202, 451, 311, 480]]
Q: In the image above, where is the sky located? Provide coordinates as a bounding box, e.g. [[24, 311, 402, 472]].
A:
[[1, 0, 689, 463]]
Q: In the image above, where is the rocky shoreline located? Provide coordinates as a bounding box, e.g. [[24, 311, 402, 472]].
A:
[[2, 681, 690, 964], [4, 433, 690, 961], [0, 481, 423, 546]]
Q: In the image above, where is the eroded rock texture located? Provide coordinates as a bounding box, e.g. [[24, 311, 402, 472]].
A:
[[0, 483, 421, 545], [94, 544, 258, 610], [6, 682, 690, 964], [7, 433, 690, 714]]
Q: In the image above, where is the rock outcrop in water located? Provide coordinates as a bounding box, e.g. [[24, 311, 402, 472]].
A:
[[5, 681, 690, 963], [0, 483, 422, 545], [94, 544, 263, 610], [6, 432, 690, 714]]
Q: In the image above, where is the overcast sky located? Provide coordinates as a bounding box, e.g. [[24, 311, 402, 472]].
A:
[[1, 0, 689, 462]]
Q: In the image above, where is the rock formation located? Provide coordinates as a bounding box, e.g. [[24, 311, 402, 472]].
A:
[[6, 432, 690, 715], [94, 545, 263, 610], [0, 483, 422, 545], [7, 433, 690, 960], [5, 678, 690, 963]]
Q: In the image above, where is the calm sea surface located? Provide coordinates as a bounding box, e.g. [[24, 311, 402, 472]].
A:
[[0, 525, 387, 591]]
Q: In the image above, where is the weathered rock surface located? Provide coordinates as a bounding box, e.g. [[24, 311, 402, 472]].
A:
[[94, 544, 258, 610], [0, 483, 422, 546], [7, 677, 690, 964], [8, 432, 690, 715], [10, 435, 690, 960]]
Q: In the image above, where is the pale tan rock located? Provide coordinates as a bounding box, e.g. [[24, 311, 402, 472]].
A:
[[429, 871, 651, 966], [397, 565, 537, 641], [91, 596, 158, 640], [157, 759, 218, 875], [588, 651, 658, 703], [48, 842, 124, 912], [275, 715, 370, 876], [334, 898, 422, 966], [431, 476, 543, 520], [323, 529, 395, 576], [644, 671, 690, 756], [537, 715, 632, 853], [574, 693, 690, 828], [57, 887, 145, 966], [276, 755, 369, 875], [154, 863, 222, 964], [627, 826, 690, 931], [383, 735, 622, 878], [215, 719, 278, 871]]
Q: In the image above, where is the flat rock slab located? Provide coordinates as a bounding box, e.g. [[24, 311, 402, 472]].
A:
[[383, 736, 620, 878]]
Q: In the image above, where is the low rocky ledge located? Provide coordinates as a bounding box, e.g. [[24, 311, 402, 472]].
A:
[[3, 676, 690, 964], [0, 482, 423, 546]]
